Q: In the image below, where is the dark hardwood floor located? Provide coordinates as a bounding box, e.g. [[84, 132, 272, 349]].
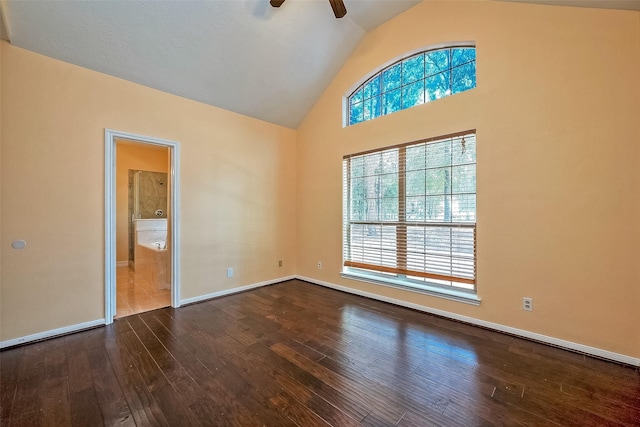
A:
[[1, 279, 639, 426]]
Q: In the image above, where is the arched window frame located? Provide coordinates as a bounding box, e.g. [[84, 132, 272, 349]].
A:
[[344, 42, 477, 127]]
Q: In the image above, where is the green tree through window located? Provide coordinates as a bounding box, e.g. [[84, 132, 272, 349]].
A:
[[343, 131, 477, 293], [348, 46, 476, 126]]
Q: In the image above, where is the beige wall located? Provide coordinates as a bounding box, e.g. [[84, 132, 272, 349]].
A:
[[297, 1, 640, 358], [115, 142, 169, 264], [1, 1, 639, 360], [0, 41, 297, 341]]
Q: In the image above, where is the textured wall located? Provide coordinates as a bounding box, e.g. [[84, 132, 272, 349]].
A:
[[1, 2, 639, 361], [296, 1, 640, 358], [0, 41, 298, 342]]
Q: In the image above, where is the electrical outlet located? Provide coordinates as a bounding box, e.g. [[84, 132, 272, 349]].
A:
[[523, 297, 533, 311], [317, 261, 322, 270], [227, 267, 234, 278], [278, 260, 283, 268]]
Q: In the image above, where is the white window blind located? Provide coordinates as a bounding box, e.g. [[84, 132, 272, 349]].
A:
[[343, 131, 476, 292]]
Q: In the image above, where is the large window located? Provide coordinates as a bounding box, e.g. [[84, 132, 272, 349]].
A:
[[342, 131, 477, 299], [347, 46, 476, 126]]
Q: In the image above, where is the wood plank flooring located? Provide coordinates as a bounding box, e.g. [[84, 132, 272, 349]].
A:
[[1, 279, 639, 426]]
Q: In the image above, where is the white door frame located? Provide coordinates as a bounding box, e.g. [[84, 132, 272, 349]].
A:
[[104, 129, 181, 324]]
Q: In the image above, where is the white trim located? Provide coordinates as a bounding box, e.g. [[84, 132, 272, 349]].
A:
[[180, 275, 296, 306], [4, 275, 636, 367], [105, 132, 116, 321], [297, 275, 640, 367], [0, 319, 105, 349], [345, 41, 476, 96], [341, 271, 480, 306], [342, 40, 476, 127], [105, 129, 181, 326], [0, 276, 293, 349], [116, 261, 129, 267]]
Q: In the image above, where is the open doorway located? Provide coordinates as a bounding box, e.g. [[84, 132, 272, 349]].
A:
[[105, 130, 180, 324], [116, 142, 170, 317]]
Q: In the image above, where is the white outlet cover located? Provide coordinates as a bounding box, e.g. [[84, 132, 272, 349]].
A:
[[227, 267, 233, 278]]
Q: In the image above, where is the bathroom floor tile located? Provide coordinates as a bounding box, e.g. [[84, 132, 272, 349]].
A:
[[115, 266, 170, 318]]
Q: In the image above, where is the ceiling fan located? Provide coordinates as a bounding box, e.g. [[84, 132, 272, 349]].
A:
[[270, 0, 347, 19]]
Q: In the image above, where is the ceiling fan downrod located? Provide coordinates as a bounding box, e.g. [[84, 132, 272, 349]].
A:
[[270, 0, 347, 19]]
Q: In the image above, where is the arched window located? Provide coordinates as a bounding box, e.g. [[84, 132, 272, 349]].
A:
[[347, 46, 476, 126]]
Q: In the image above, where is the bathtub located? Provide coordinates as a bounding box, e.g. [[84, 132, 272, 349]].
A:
[[138, 241, 167, 251], [135, 241, 169, 290], [134, 219, 169, 290]]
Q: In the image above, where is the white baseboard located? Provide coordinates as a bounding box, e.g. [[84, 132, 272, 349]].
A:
[[297, 275, 640, 367], [0, 276, 295, 349], [0, 319, 105, 349], [116, 261, 129, 267], [5, 275, 636, 368], [180, 275, 296, 306]]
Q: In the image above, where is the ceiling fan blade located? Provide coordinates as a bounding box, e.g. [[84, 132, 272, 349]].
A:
[[329, 0, 347, 18], [270, 0, 285, 7]]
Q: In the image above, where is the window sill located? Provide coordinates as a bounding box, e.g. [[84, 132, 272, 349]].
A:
[[341, 270, 481, 306]]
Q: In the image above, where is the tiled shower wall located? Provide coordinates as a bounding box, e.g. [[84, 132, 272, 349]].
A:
[[128, 170, 168, 218], [128, 170, 168, 261]]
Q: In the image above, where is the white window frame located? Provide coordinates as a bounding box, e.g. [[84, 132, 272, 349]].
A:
[[343, 42, 477, 127], [341, 130, 480, 305]]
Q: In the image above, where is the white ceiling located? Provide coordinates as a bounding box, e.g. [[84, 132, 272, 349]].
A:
[[1, 0, 421, 128], [1, 0, 639, 129]]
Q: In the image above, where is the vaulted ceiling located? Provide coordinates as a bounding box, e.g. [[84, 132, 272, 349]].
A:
[[1, 0, 639, 129]]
